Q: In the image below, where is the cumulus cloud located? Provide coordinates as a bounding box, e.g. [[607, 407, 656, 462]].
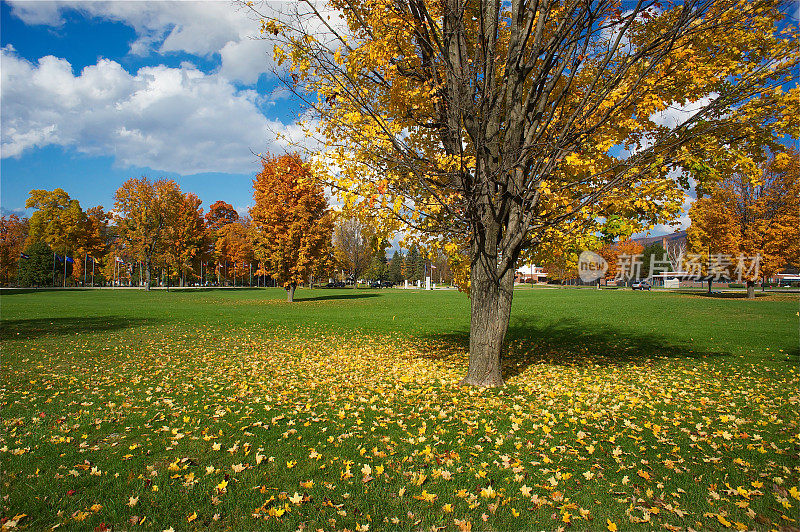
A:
[[1, 46, 303, 174], [6, 0, 279, 84]]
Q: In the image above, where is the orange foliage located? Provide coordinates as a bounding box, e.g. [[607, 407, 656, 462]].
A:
[[205, 200, 239, 232], [250, 154, 333, 298], [114, 177, 202, 287], [163, 192, 205, 280], [599, 240, 645, 280], [214, 221, 254, 281], [688, 149, 800, 281], [0, 214, 29, 285]]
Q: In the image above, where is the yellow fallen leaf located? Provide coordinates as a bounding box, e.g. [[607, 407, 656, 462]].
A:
[[480, 485, 496, 498]]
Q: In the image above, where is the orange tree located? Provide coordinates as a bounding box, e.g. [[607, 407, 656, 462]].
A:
[[249, 0, 797, 385], [599, 239, 646, 282], [688, 149, 799, 298], [163, 192, 205, 286], [80, 206, 111, 284], [250, 154, 333, 301], [114, 178, 184, 290], [214, 220, 255, 285], [25, 188, 87, 285], [0, 214, 29, 286], [68, 206, 112, 285], [205, 200, 239, 231], [205, 200, 240, 283]]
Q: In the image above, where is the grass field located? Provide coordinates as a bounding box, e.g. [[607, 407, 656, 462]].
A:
[[1, 287, 798, 531]]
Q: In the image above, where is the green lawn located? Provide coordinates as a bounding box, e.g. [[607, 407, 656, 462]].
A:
[[1, 287, 798, 530]]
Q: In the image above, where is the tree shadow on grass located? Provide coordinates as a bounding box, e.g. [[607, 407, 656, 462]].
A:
[[0, 317, 153, 342], [416, 316, 733, 381], [167, 287, 264, 292], [296, 293, 381, 302], [671, 290, 773, 299], [0, 288, 78, 295]]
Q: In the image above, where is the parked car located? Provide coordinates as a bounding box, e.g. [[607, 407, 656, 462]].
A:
[[368, 280, 395, 288], [632, 280, 652, 291]]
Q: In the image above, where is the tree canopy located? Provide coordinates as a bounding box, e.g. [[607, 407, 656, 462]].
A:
[[0, 214, 29, 286], [250, 153, 334, 301], [688, 148, 799, 297], [249, 0, 798, 385]]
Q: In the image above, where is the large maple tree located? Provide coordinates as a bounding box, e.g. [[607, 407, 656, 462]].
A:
[[25, 189, 86, 259], [25, 188, 88, 286], [250, 154, 333, 301], [249, 0, 797, 385]]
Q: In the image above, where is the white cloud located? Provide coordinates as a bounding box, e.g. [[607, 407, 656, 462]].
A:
[[218, 37, 273, 85], [6, 0, 278, 84], [650, 95, 718, 130], [1, 46, 300, 174], [5, 1, 64, 26]]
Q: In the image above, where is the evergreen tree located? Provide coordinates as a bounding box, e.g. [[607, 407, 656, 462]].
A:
[[366, 254, 388, 282], [17, 242, 54, 287], [641, 243, 667, 280], [388, 250, 403, 284], [414, 249, 426, 282], [406, 247, 421, 282]]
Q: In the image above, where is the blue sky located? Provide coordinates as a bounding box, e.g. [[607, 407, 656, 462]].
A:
[[1, 0, 309, 217]]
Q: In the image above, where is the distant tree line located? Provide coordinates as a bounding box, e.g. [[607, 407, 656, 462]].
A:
[[1, 153, 456, 292]]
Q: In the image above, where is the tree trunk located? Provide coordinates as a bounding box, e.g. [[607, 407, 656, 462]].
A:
[[460, 251, 514, 387], [707, 278, 712, 294], [747, 280, 755, 299], [145, 257, 152, 291], [287, 282, 297, 302]]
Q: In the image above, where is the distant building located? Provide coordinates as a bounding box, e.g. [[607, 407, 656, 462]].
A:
[[631, 230, 687, 249], [515, 264, 547, 284]]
